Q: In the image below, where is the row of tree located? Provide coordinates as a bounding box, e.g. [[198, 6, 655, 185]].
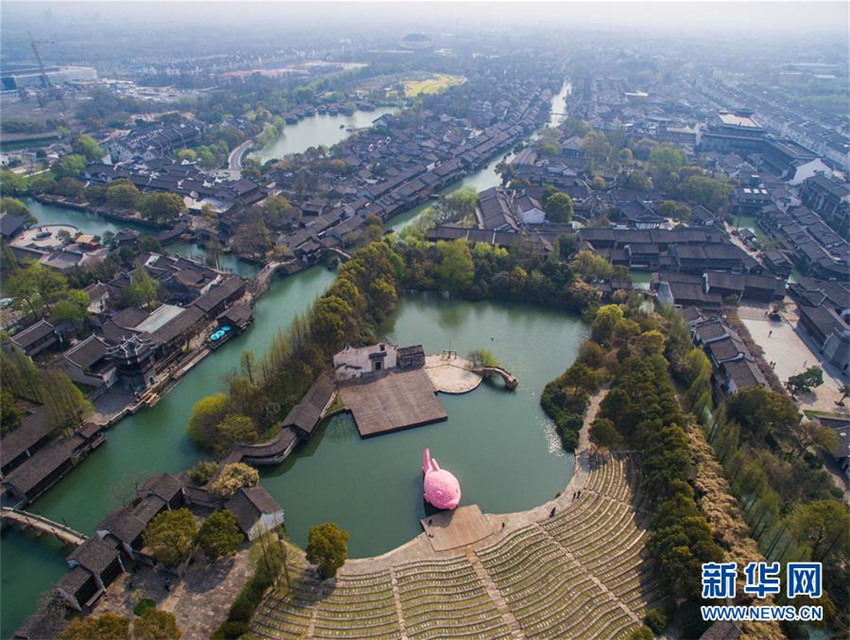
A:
[[187, 241, 401, 457]]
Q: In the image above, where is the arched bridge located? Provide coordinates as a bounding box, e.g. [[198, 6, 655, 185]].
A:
[[1, 507, 88, 546], [473, 366, 518, 390]]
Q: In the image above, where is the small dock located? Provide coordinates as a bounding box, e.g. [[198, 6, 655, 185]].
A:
[[420, 504, 497, 552], [340, 369, 447, 437]]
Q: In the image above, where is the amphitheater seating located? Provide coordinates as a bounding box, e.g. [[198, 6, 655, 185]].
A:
[[252, 452, 657, 640]]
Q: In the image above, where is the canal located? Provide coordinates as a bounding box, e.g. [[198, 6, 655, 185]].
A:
[[249, 108, 399, 163], [2, 80, 576, 635]]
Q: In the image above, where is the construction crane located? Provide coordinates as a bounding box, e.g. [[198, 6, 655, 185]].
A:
[[28, 31, 53, 89]]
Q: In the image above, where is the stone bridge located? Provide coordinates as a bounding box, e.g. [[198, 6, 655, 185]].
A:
[[1, 507, 87, 546], [473, 366, 518, 390]]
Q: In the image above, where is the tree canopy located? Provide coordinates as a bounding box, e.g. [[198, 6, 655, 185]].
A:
[[142, 508, 198, 567], [197, 510, 244, 559], [133, 609, 182, 640], [209, 462, 259, 500], [59, 613, 130, 640], [306, 522, 349, 578]]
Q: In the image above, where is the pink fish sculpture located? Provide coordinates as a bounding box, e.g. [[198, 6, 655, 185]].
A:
[[422, 448, 461, 510]]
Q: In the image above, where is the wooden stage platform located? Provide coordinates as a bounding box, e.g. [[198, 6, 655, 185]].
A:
[[420, 505, 497, 551], [340, 368, 448, 437]]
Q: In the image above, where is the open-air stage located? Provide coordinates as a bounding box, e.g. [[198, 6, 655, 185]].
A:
[[419, 504, 498, 551], [339, 368, 448, 437]]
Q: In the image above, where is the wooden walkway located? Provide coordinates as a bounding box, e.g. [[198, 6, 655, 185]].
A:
[[1, 507, 87, 546]]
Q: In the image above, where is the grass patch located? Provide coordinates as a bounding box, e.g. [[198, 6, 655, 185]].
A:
[[404, 73, 466, 97]]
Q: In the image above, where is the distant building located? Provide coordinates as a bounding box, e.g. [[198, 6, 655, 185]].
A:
[[700, 110, 766, 154], [1, 66, 97, 90]]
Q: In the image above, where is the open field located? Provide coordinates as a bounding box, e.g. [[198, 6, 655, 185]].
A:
[[404, 73, 466, 97]]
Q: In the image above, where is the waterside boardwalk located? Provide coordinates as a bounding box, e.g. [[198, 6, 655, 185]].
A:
[[0, 507, 88, 546]]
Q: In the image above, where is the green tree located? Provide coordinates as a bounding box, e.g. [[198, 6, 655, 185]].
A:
[[0, 349, 44, 402], [51, 289, 91, 326], [467, 349, 500, 367], [106, 180, 141, 209], [790, 500, 850, 563], [0, 197, 35, 221], [209, 462, 259, 500], [139, 192, 187, 222], [126, 266, 160, 311], [143, 508, 198, 567], [648, 145, 687, 175], [188, 460, 218, 485], [590, 304, 625, 345], [42, 368, 94, 434], [306, 523, 349, 578], [72, 135, 104, 161], [786, 366, 824, 395], [676, 176, 733, 213], [725, 387, 800, 442], [59, 613, 130, 640], [1, 388, 25, 433], [133, 609, 182, 640], [214, 414, 258, 458], [197, 510, 244, 559], [176, 148, 198, 163], [51, 154, 86, 180], [644, 609, 666, 635], [571, 250, 614, 282], [0, 170, 29, 196], [7, 261, 69, 315], [187, 393, 230, 454], [629, 626, 654, 640], [590, 417, 625, 448], [544, 192, 574, 223], [435, 239, 474, 294]]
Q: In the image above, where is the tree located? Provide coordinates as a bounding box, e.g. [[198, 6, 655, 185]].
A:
[[197, 510, 244, 559], [590, 304, 625, 345], [51, 154, 86, 180], [143, 508, 198, 567], [59, 613, 130, 640], [435, 239, 474, 294], [42, 368, 94, 434], [215, 414, 258, 458], [1, 388, 25, 434], [106, 180, 141, 209], [676, 176, 733, 213], [648, 145, 687, 175], [126, 267, 160, 311], [0, 170, 29, 196], [186, 461, 217, 487], [571, 250, 614, 282], [7, 261, 69, 315], [790, 500, 850, 563], [188, 393, 230, 453], [139, 192, 187, 222], [543, 192, 574, 223], [590, 417, 625, 449], [629, 628, 654, 640], [72, 135, 104, 161], [209, 462, 259, 500], [306, 523, 348, 578], [467, 349, 500, 367], [51, 289, 91, 326], [176, 148, 198, 163], [725, 387, 800, 442], [786, 366, 824, 395], [133, 609, 182, 640], [0, 197, 35, 221], [644, 609, 666, 635]]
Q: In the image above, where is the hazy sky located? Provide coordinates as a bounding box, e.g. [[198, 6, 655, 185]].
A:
[[2, 2, 848, 37]]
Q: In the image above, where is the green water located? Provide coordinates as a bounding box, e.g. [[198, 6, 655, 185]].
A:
[[249, 108, 398, 163], [0, 266, 335, 637], [24, 198, 258, 277], [263, 293, 583, 558]]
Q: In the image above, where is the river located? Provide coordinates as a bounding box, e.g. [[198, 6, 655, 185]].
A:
[[249, 108, 399, 163], [2, 80, 576, 635]]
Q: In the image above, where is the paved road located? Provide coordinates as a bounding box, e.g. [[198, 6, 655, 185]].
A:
[[227, 138, 254, 172]]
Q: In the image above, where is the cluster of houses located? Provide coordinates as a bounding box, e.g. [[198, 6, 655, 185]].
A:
[[19, 471, 284, 635], [1, 254, 250, 506]]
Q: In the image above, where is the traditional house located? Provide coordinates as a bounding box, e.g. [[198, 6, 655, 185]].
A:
[[224, 486, 285, 541]]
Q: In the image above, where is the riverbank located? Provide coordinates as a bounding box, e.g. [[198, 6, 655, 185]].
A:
[[31, 193, 171, 229]]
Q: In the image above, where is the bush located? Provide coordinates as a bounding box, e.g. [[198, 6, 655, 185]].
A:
[[644, 608, 666, 635], [629, 627, 655, 640], [188, 460, 218, 485], [133, 599, 156, 617], [216, 621, 249, 639]]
